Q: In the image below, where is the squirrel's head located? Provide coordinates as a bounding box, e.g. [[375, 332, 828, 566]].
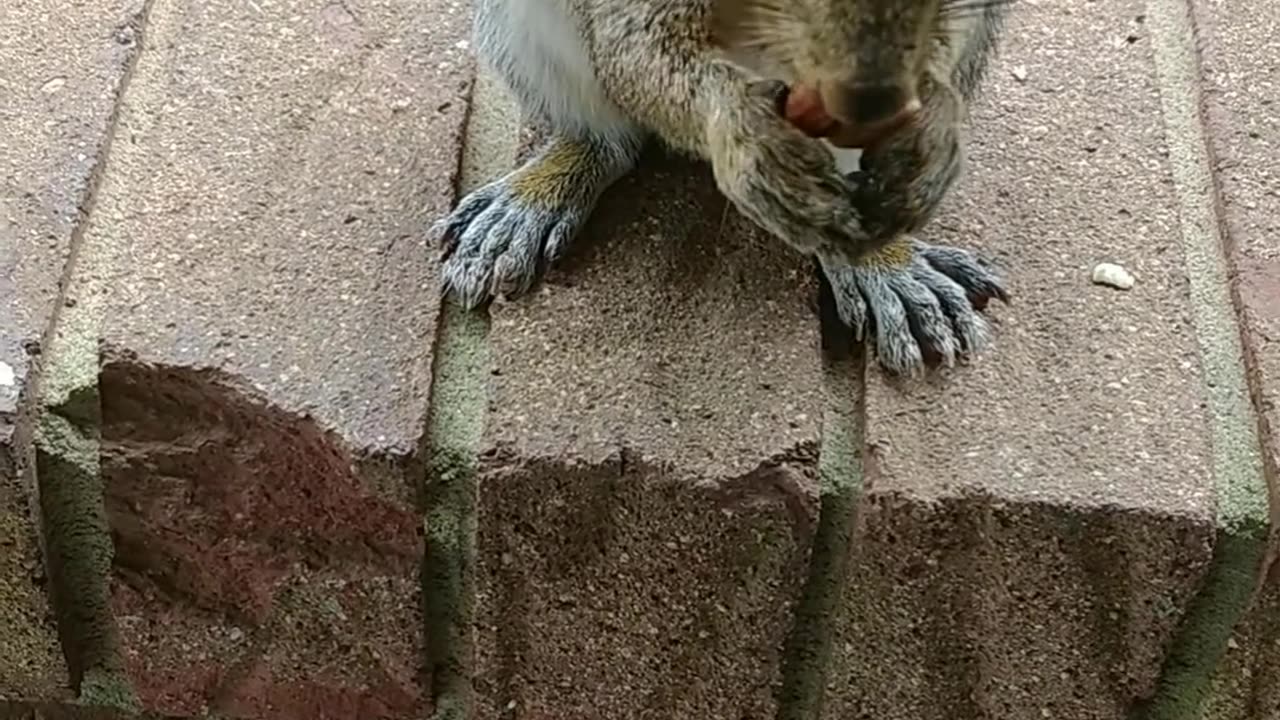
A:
[[712, 0, 1000, 136]]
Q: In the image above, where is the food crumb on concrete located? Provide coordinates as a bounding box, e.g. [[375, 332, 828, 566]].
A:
[[1091, 262, 1136, 290]]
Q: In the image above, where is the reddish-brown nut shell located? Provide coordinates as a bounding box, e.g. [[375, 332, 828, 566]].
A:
[[781, 82, 914, 150], [783, 84, 837, 138]]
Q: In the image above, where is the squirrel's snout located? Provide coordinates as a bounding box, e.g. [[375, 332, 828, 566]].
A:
[[826, 81, 921, 132]]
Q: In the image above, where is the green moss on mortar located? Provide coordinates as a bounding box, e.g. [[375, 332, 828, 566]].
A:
[[1203, 565, 1280, 720], [1133, 533, 1269, 720], [34, 413, 138, 713], [78, 668, 142, 711], [31, 289, 138, 711], [776, 356, 865, 720], [0, 509, 68, 696], [421, 303, 490, 720], [1132, 0, 1275, 717]]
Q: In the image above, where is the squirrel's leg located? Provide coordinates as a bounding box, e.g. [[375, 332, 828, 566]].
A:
[[437, 135, 640, 308], [435, 0, 643, 309], [587, 29, 1002, 374], [815, 72, 1006, 374], [694, 73, 1008, 374], [817, 17, 1010, 373]]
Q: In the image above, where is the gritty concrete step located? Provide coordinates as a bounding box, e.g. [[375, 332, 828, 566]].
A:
[[821, 1, 1245, 716], [0, 0, 147, 703], [1187, 0, 1280, 715], [470, 152, 824, 717], [821, 1, 1275, 716], [3, 0, 1277, 717], [1191, 0, 1280, 505], [22, 0, 472, 715], [445, 1, 1274, 719]]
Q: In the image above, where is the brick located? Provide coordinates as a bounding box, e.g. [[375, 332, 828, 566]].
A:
[[1188, 0, 1280, 714], [69, 0, 474, 715], [1190, 0, 1280, 513], [0, 0, 146, 701], [470, 152, 823, 719], [821, 1, 1265, 717]]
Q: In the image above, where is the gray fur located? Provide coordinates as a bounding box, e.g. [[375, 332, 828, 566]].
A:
[[822, 239, 1005, 373], [434, 0, 1015, 374], [436, 135, 640, 308]]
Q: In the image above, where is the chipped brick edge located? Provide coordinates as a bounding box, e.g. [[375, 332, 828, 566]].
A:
[[1129, 2, 1273, 717], [11, 0, 156, 707]]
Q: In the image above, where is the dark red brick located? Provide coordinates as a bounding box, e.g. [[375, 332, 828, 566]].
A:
[[473, 151, 823, 718], [74, 0, 475, 713]]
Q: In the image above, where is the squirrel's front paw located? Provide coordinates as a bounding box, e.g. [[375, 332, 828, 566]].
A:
[[434, 175, 584, 310], [433, 136, 637, 310], [708, 81, 879, 262], [822, 239, 1009, 374]]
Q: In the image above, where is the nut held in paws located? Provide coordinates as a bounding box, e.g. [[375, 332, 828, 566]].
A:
[[783, 84, 837, 137]]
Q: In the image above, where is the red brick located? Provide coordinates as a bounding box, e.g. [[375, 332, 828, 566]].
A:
[[72, 0, 474, 713], [474, 155, 823, 719], [824, 1, 1226, 716]]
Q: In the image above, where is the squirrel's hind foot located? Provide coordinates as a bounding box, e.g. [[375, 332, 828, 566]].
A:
[[821, 238, 1009, 375], [434, 134, 639, 309]]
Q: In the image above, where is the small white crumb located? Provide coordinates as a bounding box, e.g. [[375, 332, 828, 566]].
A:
[[41, 77, 66, 94], [1011, 66, 1028, 82], [1092, 262, 1135, 290], [0, 361, 14, 387]]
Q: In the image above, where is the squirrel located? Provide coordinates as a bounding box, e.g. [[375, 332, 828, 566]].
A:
[[434, 0, 1013, 374]]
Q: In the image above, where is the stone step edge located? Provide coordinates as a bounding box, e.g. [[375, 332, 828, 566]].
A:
[[1129, 2, 1277, 718], [423, 20, 1280, 715], [14, 0, 157, 709]]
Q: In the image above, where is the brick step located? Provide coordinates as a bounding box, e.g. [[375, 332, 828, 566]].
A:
[[2, 0, 1276, 718]]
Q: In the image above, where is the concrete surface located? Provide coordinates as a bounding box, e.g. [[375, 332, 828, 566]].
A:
[[471, 149, 823, 718], [9, 0, 473, 715], [1190, 0, 1280, 509], [820, 2, 1237, 716], [0, 0, 147, 702], [1, 0, 1277, 718]]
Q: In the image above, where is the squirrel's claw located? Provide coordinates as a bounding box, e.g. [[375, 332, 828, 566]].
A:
[[822, 239, 1008, 374]]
